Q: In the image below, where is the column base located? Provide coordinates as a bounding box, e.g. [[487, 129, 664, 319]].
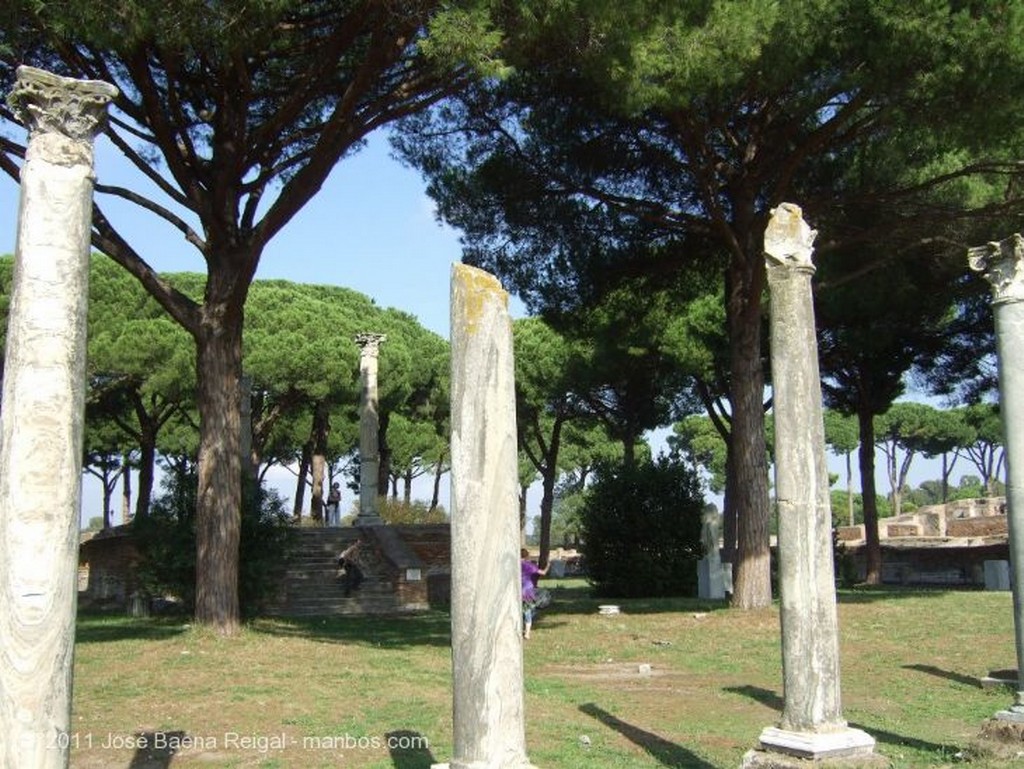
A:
[[750, 726, 876, 762], [431, 761, 538, 768], [355, 514, 384, 527], [992, 703, 1024, 723]]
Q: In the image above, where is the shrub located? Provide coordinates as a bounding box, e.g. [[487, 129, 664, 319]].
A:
[[133, 472, 295, 617], [581, 453, 705, 598], [376, 497, 448, 525]]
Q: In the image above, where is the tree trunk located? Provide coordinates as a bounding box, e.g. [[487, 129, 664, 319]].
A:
[[728, 259, 772, 610], [721, 441, 737, 565], [293, 443, 311, 519], [430, 456, 444, 512], [537, 417, 564, 570], [846, 451, 854, 526], [519, 484, 528, 541], [101, 468, 114, 530], [857, 409, 882, 584], [121, 454, 132, 524], [941, 454, 950, 503], [193, 310, 243, 635], [134, 415, 157, 519]]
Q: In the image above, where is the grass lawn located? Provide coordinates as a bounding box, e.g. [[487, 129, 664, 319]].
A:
[[67, 581, 1018, 768]]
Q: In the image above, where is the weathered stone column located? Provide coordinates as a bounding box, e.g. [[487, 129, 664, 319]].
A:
[[968, 233, 1024, 722], [354, 332, 386, 526], [0, 66, 116, 769], [747, 204, 874, 764], [433, 264, 535, 769]]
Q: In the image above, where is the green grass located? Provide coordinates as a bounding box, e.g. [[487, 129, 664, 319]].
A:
[[67, 582, 1018, 768]]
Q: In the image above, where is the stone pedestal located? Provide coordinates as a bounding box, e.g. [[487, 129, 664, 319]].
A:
[[434, 264, 535, 769], [0, 66, 116, 768], [969, 234, 1024, 718], [698, 509, 726, 599], [354, 333, 386, 526], [760, 203, 874, 760], [697, 558, 726, 600]]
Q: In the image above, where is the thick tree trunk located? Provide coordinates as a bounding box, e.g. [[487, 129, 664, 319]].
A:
[[135, 417, 156, 519], [537, 418, 564, 570], [101, 470, 114, 530], [193, 312, 243, 634], [721, 442, 737, 566], [857, 409, 882, 584], [728, 256, 772, 610], [293, 444, 310, 518]]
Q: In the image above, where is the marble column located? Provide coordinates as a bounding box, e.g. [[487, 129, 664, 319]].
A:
[[0, 66, 116, 769], [968, 233, 1024, 722], [434, 263, 535, 769], [749, 203, 874, 763], [354, 333, 386, 526]]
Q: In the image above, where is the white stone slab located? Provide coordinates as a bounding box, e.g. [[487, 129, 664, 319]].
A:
[[758, 726, 876, 759]]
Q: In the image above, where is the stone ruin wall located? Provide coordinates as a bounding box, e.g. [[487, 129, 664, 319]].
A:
[[836, 497, 1007, 543]]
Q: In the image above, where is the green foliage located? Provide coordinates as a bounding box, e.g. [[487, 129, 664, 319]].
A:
[[549, 479, 586, 548], [133, 472, 294, 617], [375, 497, 448, 525], [669, 414, 728, 493], [580, 453, 704, 598]]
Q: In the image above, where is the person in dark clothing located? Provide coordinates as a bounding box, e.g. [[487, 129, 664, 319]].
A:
[[337, 540, 364, 596]]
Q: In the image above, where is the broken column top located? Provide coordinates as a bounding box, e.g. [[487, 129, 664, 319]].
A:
[[764, 202, 818, 272], [969, 233, 1024, 305]]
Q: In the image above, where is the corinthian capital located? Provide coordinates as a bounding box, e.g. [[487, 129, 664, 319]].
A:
[[968, 234, 1024, 305], [354, 333, 387, 357], [7, 66, 117, 156]]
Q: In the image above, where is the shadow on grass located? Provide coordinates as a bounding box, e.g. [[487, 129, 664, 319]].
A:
[[76, 614, 189, 645], [544, 581, 731, 617], [836, 586, 975, 604], [723, 685, 783, 713], [386, 729, 437, 769], [903, 663, 981, 688], [127, 731, 185, 768], [723, 687, 963, 761], [849, 721, 963, 759], [580, 702, 716, 768], [248, 611, 453, 648]]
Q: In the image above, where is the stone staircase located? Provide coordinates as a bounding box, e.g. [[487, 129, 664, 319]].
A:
[[262, 527, 428, 617]]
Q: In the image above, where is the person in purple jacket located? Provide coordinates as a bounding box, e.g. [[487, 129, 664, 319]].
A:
[[520, 548, 549, 639]]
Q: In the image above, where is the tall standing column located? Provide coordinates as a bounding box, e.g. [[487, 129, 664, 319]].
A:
[[355, 332, 386, 526], [433, 264, 535, 769], [968, 233, 1024, 722], [749, 204, 874, 764], [0, 66, 116, 769]]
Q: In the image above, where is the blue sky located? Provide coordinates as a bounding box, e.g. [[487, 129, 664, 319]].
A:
[[2, 130, 468, 338]]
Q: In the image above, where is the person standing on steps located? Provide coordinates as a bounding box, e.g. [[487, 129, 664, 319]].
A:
[[337, 539, 364, 597], [326, 482, 342, 527]]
